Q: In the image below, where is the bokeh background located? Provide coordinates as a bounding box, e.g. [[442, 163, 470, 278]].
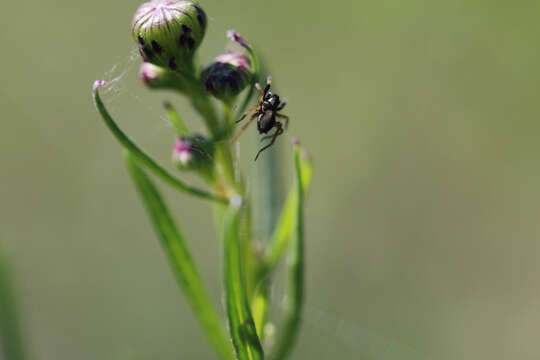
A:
[[2, 0, 540, 359]]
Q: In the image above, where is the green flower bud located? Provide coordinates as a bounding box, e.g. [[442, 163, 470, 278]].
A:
[[132, 0, 207, 72], [172, 135, 214, 175], [202, 53, 252, 102], [139, 62, 186, 91]]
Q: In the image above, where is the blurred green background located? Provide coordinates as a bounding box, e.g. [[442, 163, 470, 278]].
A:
[[2, 0, 540, 359]]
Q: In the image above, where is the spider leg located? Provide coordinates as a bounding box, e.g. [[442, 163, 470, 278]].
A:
[[237, 105, 258, 123], [255, 83, 265, 96], [254, 122, 283, 161], [263, 76, 272, 93], [231, 112, 259, 144], [277, 100, 287, 111], [276, 113, 290, 130], [260, 126, 284, 142], [254, 84, 266, 106]]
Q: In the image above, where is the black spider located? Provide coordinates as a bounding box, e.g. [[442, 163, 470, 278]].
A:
[[231, 76, 289, 160]]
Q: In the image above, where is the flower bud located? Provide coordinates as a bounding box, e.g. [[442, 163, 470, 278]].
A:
[[132, 0, 207, 72], [139, 62, 186, 91], [202, 53, 252, 102], [226, 30, 251, 50], [172, 135, 214, 173]]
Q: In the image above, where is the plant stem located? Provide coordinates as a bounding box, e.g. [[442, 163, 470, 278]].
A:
[[215, 103, 239, 190], [180, 72, 221, 136], [189, 92, 220, 136]]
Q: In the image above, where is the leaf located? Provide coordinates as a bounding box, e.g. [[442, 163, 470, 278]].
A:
[[163, 101, 189, 136], [258, 146, 313, 280], [124, 152, 234, 360], [255, 60, 284, 244], [251, 278, 270, 341], [223, 198, 264, 360], [92, 82, 226, 204], [269, 144, 308, 360], [253, 142, 312, 343]]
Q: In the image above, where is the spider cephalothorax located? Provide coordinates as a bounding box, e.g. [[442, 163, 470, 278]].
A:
[[231, 76, 289, 160]]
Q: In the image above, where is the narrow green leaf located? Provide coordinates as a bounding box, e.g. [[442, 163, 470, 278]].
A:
[[163, 102, 189, 136], [253, 144, 312, 344], [252, 279, 270, 340], [223, 198, 264, 360], [124, 152, 234, 360], [270, 145, 307, 360], [92, 82, 227, 204], [251, 62, 280, 331], [255, 61, 283, 244], [258, 149, 313, 281], [0, 251, 26, 360]]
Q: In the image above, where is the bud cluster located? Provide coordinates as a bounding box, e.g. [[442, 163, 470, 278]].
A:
[[131, 1, 256, 177]]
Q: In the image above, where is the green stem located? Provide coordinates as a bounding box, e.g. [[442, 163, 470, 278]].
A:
[[189, 92, 219, 136], [180, 76, 238, 189], [221, 103, 256, 300], [178, 71, 220, 136], [269, 146, 305, 360], [125, 153, 234, 360], [92, 84, 227, 204], [216, 103, 240, 191], [215, 142, 236, 191], [223, 198, 264, 360]]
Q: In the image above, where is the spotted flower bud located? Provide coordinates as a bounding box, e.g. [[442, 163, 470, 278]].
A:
[[172, 135, 214, 174], [139, 62, 186, 91], [202, 53, 252, 102], [132, 0, 207, 72]]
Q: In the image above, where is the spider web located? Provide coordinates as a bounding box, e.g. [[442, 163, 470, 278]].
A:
[[97, 47, 181, 143]]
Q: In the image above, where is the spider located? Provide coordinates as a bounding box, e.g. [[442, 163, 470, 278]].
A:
[[230, 76, 289, 160]]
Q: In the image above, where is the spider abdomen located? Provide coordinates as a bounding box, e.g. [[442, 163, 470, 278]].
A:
[[258, 111, 275, 133]]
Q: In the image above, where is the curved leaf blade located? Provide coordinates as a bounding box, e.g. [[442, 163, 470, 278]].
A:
[[258, 147, 313, 281], [270, 144, 309, 360], [125, 152, 234, 360], [223, 199, 264, 360], [92, 82, 227, 204]]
